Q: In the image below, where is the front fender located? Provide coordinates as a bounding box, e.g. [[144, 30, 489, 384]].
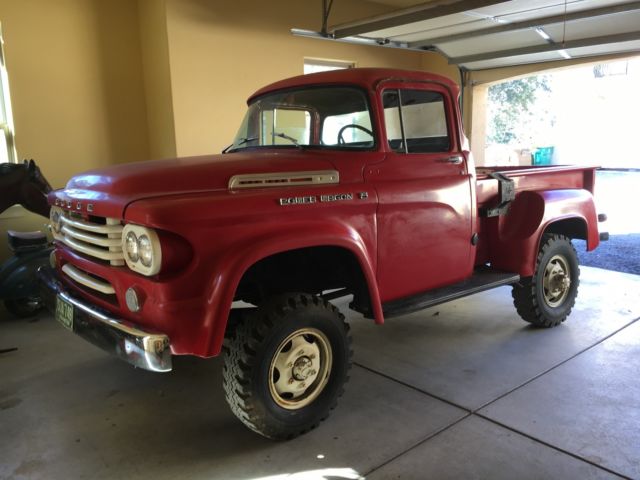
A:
[[202, 221, 382, 357], [491, 189, 598, 277]]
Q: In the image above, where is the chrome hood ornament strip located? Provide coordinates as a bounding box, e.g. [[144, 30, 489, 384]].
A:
[[228, 170, 339, 190]]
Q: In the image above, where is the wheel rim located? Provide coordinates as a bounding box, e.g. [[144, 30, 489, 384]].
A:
[[268, 328, 332, 410], [543, 254, 571, 308]]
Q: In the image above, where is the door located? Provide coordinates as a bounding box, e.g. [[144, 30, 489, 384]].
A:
[[367, 84, 473, 302]]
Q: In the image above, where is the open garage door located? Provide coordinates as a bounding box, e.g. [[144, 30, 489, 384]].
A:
[[297, 0, 640, 71], [483, 56, 640, 170], [480, 57, 640, 275]]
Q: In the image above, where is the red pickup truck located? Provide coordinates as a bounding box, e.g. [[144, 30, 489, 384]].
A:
[[40, 68, 605, 439]]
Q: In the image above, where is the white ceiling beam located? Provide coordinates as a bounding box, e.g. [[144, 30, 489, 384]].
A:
[[330, 0, 512, 39], [410, 1, 640, 48], [290, 28, 427, 51], [451, 30, 640, 64]]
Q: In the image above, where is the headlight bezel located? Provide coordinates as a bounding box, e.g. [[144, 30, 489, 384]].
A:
[[121, 224, 162, 276]]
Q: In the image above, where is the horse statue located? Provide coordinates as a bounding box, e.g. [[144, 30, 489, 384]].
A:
[[0, 159, 52, 218], [0, 159, 53, 319]]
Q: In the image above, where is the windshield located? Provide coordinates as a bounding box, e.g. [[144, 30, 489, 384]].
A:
[[228, 87, 375, 152]]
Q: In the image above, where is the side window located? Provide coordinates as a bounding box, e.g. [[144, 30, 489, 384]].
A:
[[383, 91, 403, 152], [383, 88, 450, 153], [322, 110, 372, 146]]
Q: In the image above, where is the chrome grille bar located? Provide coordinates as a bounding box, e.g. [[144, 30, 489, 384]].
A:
[[62, 264, 116, 295], [59, 236, 124, 262], [61, 225, 122, 247], [55, 211, 124, 266], [61, 216, 123, 234]]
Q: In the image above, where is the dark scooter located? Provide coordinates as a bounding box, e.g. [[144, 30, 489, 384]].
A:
[[0, 160, 53, 318]]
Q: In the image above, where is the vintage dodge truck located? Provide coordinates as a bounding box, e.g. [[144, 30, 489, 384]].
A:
[[39, 68, 606, 439]]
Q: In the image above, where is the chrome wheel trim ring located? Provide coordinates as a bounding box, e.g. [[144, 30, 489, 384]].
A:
[[268, 328, 332, 410], [543, 254, 571, 308]]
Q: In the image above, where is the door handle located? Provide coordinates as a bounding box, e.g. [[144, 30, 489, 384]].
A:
[[441, 155, 463, 165]]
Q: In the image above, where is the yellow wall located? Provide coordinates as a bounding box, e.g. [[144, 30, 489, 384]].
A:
[[163, 0, 428, 156], [138, 0, 176, 160], [0, 0, 150, 190], [0, 0, 151, 259], [0, 0, 459, 177], [0, 0, 461, 261], [421, 51, 459, 83]]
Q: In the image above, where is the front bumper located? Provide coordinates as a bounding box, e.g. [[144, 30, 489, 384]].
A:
[[37, 266, 172, 372]]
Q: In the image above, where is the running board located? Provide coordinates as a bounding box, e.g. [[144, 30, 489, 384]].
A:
[[383, 268, 520, 318]]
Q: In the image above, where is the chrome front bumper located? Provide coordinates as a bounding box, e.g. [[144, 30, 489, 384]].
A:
[[37, 266, 172, 372]]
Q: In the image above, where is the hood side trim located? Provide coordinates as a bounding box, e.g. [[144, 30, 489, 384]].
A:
[[228, 170, 340, 190]]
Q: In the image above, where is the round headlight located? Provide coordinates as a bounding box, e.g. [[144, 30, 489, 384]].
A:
[[125, 231, 139, 262], [138, 235, 153, 267]]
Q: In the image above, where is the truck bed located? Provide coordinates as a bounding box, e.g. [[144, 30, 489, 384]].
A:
[[476, 165, 597, 207], [474, 164, 599, 272]]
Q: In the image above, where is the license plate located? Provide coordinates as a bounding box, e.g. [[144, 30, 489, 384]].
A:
[[55, 296, 74, 331]]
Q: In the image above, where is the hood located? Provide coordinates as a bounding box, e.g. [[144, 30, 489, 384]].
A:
[[51, 150, 337, 218]]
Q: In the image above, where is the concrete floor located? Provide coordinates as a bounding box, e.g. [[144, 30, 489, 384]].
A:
[[1, 266, 639, 480]]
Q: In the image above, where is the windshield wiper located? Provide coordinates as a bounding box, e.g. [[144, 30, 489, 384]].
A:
[[273, 132, 303, 149], [224, 136, 258, 153]]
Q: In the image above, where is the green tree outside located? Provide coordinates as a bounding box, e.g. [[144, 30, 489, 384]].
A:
[[487, 76, 552, 145]]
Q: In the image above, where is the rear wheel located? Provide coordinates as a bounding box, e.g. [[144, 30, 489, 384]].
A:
[[512, 234, 579, 327], [222, 293, 352, 440]]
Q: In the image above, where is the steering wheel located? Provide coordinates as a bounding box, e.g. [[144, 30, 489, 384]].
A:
[[337, 124, 374, 145]]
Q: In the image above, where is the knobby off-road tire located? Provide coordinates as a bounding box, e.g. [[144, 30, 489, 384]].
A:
[[512, 234, 580, 328], [222, 293, 352, 440]]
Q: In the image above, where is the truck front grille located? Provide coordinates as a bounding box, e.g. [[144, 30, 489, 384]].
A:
[[56, 211, 125, 266], [61, 263, 116, 295]]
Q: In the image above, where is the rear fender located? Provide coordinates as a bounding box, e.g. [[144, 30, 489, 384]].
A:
[[202, 222, 382, 357], [490, 189, 598, 277]]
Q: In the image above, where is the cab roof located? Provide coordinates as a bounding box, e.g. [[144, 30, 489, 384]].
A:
[[248, 68, 460, 104]]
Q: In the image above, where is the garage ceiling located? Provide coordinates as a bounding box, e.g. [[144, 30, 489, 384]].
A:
[[300, 0, 640, 70]]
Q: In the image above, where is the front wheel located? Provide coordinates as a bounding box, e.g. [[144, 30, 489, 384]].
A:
[[512, 234, 580, 327], [222, 293, 352, 440]]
